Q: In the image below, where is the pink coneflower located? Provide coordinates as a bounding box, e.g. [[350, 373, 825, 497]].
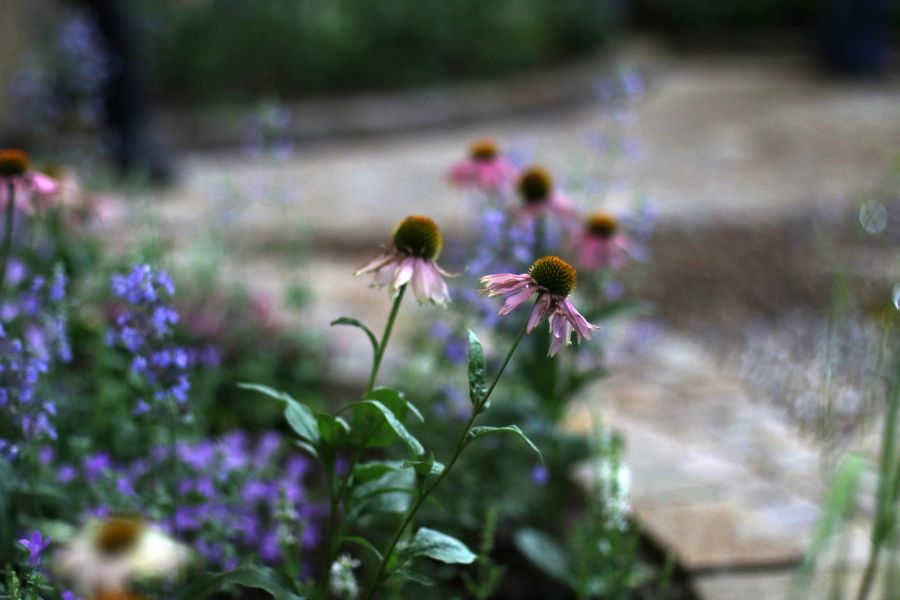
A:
[[481, 255, 598, 356], [356, 215, 452, 305], [447, 138, 519, 194], [516, 166, 576, 222], [0, 149, 59, 212], [571, 212, 631, 271]]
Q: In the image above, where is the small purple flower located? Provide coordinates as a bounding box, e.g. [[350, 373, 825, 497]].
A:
[[530, 464, 550, 487], [18, 530, 50, 566]]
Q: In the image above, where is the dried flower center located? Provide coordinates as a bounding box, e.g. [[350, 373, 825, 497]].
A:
[[529, 256, 577, 297], [469, 139, 499, 162], [0, 149, 30, 177], [586, 212, 618, 238], [93, 592, 147, 600], [518, 166, 552, 204], [392, 215, 443, 260], [95, 517, 144, 555]]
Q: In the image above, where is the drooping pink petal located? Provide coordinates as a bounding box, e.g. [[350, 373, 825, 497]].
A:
[[355, 252, 396, 276], [526, 294, 552, 332], [411, 258, 430, 302], [29, 172, 59, 196], [560, 299, 598, 340], [499, 286, 537, 316], [391, 256, 416, 291], [480, 273, 533, 297]]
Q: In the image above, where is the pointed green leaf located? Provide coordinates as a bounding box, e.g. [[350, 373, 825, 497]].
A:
[[179, 564, 304, 600], [514, 529, 570, 584], [465, 425, 542, 462], [467, 330, 488, 407], [239, 383, 319, 444], [350, 465, 415, 516], [402, 454, 445, 477], [294, 440, 320, 461], [350, 400, 423, 456], [394, 569, 435, 587], [353, 461, 402, 482], [406, 401, 425, 423], [316, 414, 350, 446], [401, 527, 477, 565], [330, 317, 379, 355]]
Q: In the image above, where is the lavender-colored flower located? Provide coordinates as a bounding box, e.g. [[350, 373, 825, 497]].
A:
[[0, 265, 70, 451], [530, 464, 550, 486], [107, 264, 193, 412], [18, 530, 51, 567]]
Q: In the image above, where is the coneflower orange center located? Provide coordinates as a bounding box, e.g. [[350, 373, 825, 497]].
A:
[[587, 212, 618, 238], [469, 139, 499, 162], [95, 517, 144, 555], [530, 256, 577, 297], [518, 166, 552, 204], [0, 149, 29, 177], [93, 592, 148, 600], [392, 215, 443, 260]]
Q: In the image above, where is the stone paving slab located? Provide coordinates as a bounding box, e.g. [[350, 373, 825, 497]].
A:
[[569, 333, 874, 599]]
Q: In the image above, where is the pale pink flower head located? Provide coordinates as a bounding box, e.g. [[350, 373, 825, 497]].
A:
[[571, 211, 631, 271], [355, 215, 452, 305], [481, 255, 598, 356], [516, 165, 577, 222], [447, 138, 519, 195], [0, 149, 59, 213]]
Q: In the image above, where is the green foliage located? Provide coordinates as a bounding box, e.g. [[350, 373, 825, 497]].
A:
[[467, 329, 488, 408], [464, 425, 543, 462], [179, 564, 305, 600], [400, 527, 477, 565], [134, 0, 621, 104]]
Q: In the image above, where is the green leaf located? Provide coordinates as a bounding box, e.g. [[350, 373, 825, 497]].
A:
[[406, 401, 425, 423], [330, 317, 379, 355], [514, 529, 570, 584], [467, 329, 488, 407], [294, 440, 320, 461], [394, 569, 435, 587], [792, 453, 866, 596], [353, 461, 402, 482], [239, 383, 319, 444], [402, 454, 445, 477], [341, 536, 383, 562], [351, 400, 424, 456], [350, 465, 415, 516], [348, 388, 410, 447], [179, 564, 304, 600], [316, 413, 350, 446], [464, 425, 542, 462], [401, 527, 477, 565]]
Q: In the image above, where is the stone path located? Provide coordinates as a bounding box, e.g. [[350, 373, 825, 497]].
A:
[[107, 45, 900, 599], [569, 334, 873, 599]]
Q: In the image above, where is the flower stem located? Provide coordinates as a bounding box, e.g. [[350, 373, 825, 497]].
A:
[[366, 284, 407, 394], [0, 182, 16, 298], [168, 399, 179, 539], [362, 322, 528, 600]]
